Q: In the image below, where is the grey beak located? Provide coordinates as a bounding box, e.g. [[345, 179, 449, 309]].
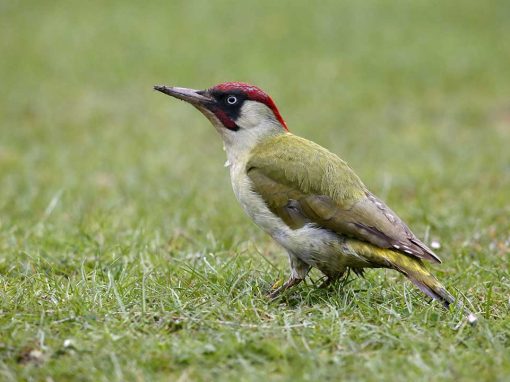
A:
[[153, 85, 213, 106]]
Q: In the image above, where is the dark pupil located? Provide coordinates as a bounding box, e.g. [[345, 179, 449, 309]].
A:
[[227, 96, 237, 105]]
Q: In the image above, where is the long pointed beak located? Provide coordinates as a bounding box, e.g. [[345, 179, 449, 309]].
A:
[[153, 85, 213, 106]]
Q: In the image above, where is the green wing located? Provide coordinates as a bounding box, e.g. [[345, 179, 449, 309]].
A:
[[247, 134, 441, 263]]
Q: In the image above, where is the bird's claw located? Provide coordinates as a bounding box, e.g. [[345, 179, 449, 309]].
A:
[[318, 277, 333, 289], [267, 286, 284, 300], [267, 279, 285, 299], [267, 277, 302, 300]]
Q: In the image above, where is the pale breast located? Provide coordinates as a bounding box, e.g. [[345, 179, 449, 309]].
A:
[[230, 160, 288, 237]]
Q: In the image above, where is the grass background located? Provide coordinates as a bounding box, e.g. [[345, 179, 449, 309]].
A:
[[1, 0, 509, 380]]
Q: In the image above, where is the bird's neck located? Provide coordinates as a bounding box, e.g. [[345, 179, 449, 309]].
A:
[[224, 128, 286, 167]]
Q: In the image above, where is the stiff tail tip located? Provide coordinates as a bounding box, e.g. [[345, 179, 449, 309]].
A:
[[407, 274, 454, 308], [408, 273, 478, 326]]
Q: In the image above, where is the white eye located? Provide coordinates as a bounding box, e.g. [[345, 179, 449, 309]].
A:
[[226, 96, 237, 105]]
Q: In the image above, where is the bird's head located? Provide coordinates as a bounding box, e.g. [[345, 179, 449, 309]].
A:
[[155, 82, 288, 153]]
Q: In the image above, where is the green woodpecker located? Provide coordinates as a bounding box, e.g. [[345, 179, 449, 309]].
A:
[[154, 82, 460, 310]]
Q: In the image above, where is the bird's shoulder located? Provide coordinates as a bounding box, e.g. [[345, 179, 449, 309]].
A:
[[247, 133, 367, 203]]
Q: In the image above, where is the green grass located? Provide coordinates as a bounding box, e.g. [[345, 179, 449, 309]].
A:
[[1, 0, 510, 380]]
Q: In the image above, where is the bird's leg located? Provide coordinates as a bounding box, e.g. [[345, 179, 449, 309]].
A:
[[318, 269, 348, 289], [268, 251, 310, 299]]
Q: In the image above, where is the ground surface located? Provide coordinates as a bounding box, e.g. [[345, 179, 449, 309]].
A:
[[1, 1, 509, 381]]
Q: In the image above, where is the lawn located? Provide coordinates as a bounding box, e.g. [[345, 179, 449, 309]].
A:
[[1, 0, 509, 381]]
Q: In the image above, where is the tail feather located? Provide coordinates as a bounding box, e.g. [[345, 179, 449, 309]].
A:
[[405, 271, 454, 308], [348, 241, 478, 323], [404, 267, 478, 324], [349, 241, 454, 307]]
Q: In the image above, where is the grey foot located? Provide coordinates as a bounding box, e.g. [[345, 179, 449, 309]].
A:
[[318, 272, 345, 289], [318, 277, 335, 289], [268, 277, 303, 299]]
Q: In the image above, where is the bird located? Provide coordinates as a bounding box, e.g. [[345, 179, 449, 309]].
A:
[[154, 81, 461, 311]]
